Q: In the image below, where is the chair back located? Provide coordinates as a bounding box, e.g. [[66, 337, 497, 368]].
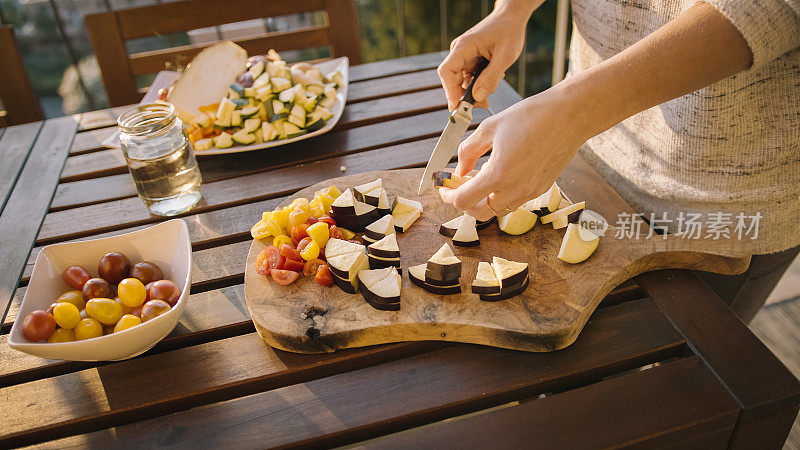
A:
[[0, 26, 44, 126], [85, 0, 362, 106]]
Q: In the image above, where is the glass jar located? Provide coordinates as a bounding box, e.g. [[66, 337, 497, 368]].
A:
[[118, 102, 202, 216]]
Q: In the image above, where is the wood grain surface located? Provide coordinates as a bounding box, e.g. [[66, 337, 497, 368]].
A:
[[245, 168, 752, 353]]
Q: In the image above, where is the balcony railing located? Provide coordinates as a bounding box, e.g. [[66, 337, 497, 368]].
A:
[[0, 0, 569, 118]]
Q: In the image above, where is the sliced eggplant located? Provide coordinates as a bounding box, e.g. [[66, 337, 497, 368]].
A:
[[353, 178, 382, 202], [438, 215, 463, 238], [432, 171, 471, 189], [376, 189, 392, 216], [524, 183, 562, 216], [392, 196, 423, 217], [408, 264, 462, 295], [425, 243, 462, 282], [363, 214, 395, 242], [471, 261, 501, 295], [331, 270, 357, 294], [361, 234, 376, 245], [367, 232, 400, 259], [452, 214, 479, 247], [368, 254, 402, 271], [393, 209, 420, 233], [498, 207, 537, 235], [327, 250, 368, 293], [557, 223, 600, 263], [363, 186, 385, 207], [540, 201, 586, 229], [479, 276, 529, 302], [330, 188, 356, 216], [491, 256, 528, 289], [324, 238, 365, 259], [359, 267, 401, 307], [476, 216, 496, 230]]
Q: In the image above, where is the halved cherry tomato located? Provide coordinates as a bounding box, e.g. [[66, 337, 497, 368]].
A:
[[318, 215, 336, 227], [305, 217, 318, 226], [296, 237, 313, 253], [314, 265, 334, 285], [272, 269, 300, 285], [303, 259, 325, 277], [264, 245, 281, 268], [329, 225, 343, 240], [283, 259, 305, 272], [290, 224, 309, 245], [318, 246, 326, 261], [280, 244, 303, 262], [255, 249, 271, 276]]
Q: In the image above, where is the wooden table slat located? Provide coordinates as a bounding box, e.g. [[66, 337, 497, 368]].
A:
[[0, 121, 42, 214], [0, 299, 683, 448], [363, 357, 739, 449], [347, 51, 446, 83], [0, 117, 78, 324]]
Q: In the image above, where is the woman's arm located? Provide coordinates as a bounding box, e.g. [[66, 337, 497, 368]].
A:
[[440, 2, 757, 220]]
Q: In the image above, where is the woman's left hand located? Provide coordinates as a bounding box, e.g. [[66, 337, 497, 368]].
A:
[[439, 86, 589, 221]]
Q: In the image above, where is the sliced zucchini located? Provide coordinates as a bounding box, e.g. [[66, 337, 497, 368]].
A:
[[191, 114, 213, 129], [319, 95, 336, 109], [305, 84, 324, 95], [193, 138, 213, 152], [243, 87, 256, 98], [229, 83, 245, 97], [230, 110, 242, 127], [305, 118, 326, 132], [326, 70, 343, 87], [262, 123, 279, 141], [271, 76, 291, 92], [303, 95, 319, 113], [307, 68, 323, 82], [213, 118, 231, 129], [253, 72, 270, 89], [240, 106, 259, 119], [213, 132, 233, 149], [272, 100, 288, 115], [312, 106, 333, 121], [272, 120, 287, 139], [283, 122, 305, 138], [215, 98, 235, 123], [278, 87, 295, 103], [269, 112, 289, 123], [231, 129, 256, 145], [231, 98, 248, 109], [288, 114, 305, 128], [243, 118, 261, 133], [290, 104, 306, 119], [248, 60, 265, 79]]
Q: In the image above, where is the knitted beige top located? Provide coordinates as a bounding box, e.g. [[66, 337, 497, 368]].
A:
[[569, 0, 800, 254]]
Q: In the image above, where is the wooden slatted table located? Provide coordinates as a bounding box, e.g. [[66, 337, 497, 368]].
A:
[[1, 52, 798, 449]]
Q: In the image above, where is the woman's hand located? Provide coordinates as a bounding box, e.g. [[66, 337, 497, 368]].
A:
[[437, 2, 538, 111], [439, 86, 589, 221]]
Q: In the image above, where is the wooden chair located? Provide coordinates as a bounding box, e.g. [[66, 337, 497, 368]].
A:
[[0, 26, 44, 126], [85, 0, 362, 107]]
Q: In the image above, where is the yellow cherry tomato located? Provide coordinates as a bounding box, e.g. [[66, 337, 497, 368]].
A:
[[85, 298, 123, 326], [288, 210, 310, 227], [300, 240, 320, 260], [306, 221, 329, 247], [115, 297, 134, 315], [290, 197, 310, 213], [308, 197, 326, 218], [114, 314, 142, 333], [273, 234, 293, 248], [118, 278, 147, 307], [324, 185, 342, 198], [316, 193, 336, 210], [250, 219, 271, 240], [265, 217, 285, 237], [74, 318, 103, 340], [272, 209, 290, 230], [57, 290, 86, 310], [48, 328, 76, 343], [52, 302, 81, 329]]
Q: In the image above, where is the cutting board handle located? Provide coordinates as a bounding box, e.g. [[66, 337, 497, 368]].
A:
[[619, 231, 752, 276]]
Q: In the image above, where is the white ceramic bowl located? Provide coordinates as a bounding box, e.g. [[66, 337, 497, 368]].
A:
[[8, 219, 191, 361]]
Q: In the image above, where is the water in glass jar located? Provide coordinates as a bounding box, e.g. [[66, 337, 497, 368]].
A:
[[126, 140, 202, 216]]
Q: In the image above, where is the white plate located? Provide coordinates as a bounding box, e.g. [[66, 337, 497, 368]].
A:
[[104, 57, 350, 156], [8, 220, 192, 361]]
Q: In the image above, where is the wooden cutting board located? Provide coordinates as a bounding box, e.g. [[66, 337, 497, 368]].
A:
[[244, 168, 751, 353]]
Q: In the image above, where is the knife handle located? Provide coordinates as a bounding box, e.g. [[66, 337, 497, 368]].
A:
[[461, 57, 490, 105]]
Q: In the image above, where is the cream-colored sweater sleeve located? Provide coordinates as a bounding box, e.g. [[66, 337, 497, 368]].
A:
[[702, 0, 800, 69]]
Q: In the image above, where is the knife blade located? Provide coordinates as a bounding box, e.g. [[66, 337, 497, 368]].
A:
[[418, 57, 489, 195]]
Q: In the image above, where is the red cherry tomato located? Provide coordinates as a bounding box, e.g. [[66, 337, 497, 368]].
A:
[[22, 310, 56, 342], [283, 259, 305, 272], [314, 265, 334, 285], [305, 217, 318, 226], [271, 269, 300, 285], [296, 237, 313, 254], [280, 243, 303, 262], [62, 266, 91, 290], [255, 248, 271, 276], [149, 280, 181, 306], [263, 245, 284, 270], [290, 224, 309, 245], [328, 225, 343, 240], [303, 259, 325, 277], [318, 246, 326, 261], [318, 215, 336, 227]]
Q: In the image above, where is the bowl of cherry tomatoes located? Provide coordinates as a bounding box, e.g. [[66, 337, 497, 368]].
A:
[[8, 219, 191, 361]]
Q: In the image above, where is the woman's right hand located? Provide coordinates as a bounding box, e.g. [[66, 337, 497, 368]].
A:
[[437, 2, 535, 110]]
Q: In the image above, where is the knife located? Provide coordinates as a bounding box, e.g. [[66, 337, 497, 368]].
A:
[[418, 57, 490, 195]]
